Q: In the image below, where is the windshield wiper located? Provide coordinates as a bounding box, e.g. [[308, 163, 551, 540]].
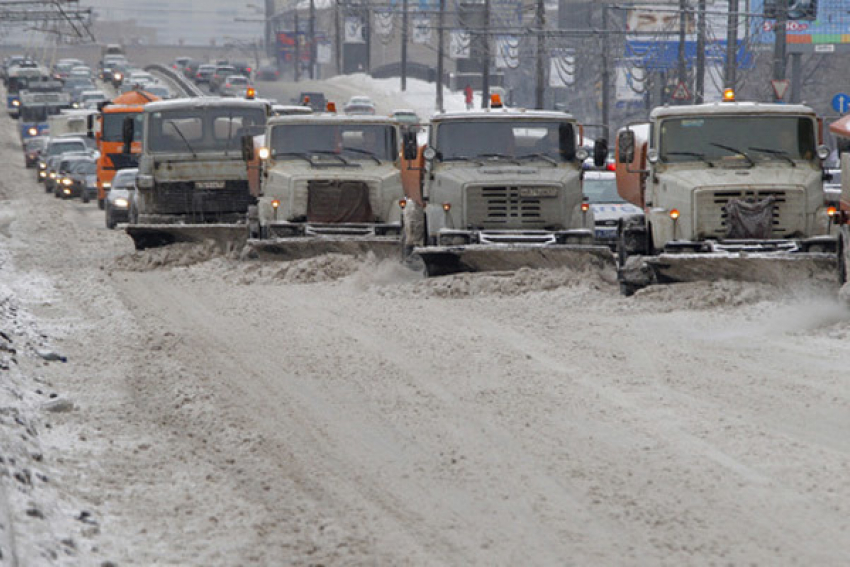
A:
[[709, 142, 754, 167], [307, 149, 351, 165], [748, 147, 797, 167], [167, 121, 197, 159], [275, 151, 314, 164], [474, 152, 521, 164], [665, 151, 714, 167], [441, 155, 484, 165], [342, 146, 381, 164], [515, 152, 558, 165]]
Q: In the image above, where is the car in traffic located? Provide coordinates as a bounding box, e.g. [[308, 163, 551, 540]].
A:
[[37, 136, 91, 182], [195, 64, 216, 85], [294, 91, 327, 111], [105, 168, 136, 229], [344, 95, 376, 115], [23, 136, 48, 168], [47, 152, 91, 196], [209, 65, 237, 92], [256, 63, 280, 81], [231, 61, 253, 79], [58, 156, 97, 202], [77, 90, 108, 109], [582, 167, 643, 249], [219, 75, 251, 97]]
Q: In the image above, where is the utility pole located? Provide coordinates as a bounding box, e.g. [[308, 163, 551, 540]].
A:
[[309, 0, 316, 79], [676, 0, 687, 103], [601, 5, 610, 141], [401, 0, 408, 91], [724, 0, 737, 88], [534, 0, 545, 109], [265, 0, 274, 59], [772, 0, 788, 102], [436, 0, 445, 111], [790, 53, 802, 103], [480, 0, 490, 109], [695, 0, 706, 103], [335, 0, 342, 75], [294, 10, 301, 82]]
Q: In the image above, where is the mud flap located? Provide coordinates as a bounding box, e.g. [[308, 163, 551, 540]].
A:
[[244, 237, 401, 261], [412, 245, 616, 277], [126, 224, 248, 252], [621, 252, 838, 290]]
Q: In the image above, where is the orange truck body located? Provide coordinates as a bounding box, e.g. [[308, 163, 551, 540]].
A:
[[96, 90, 160, 203], [614, 125, 649, 209]]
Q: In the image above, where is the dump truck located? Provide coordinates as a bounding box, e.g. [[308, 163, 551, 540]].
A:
[[399, 102, 613, 276], [615, 92, 836, 295], [93, 89, 160, 210], [244, 113, 405, 260], [126, 97, 270, 250], [827, 115, 850, 287]]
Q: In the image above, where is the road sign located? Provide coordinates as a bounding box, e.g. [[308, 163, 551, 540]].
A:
[[671, 81, 690, 101], [832, 93, 850, 114], [771, 79, 790, 100]]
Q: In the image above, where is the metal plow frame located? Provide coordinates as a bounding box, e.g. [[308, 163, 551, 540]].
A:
[[125, 224, 249, 252], [244, 236, 402, 262], [412, 244, 616, 277]]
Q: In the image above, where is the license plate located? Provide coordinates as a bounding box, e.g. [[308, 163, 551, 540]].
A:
[[196, 181, 225, 189], [520, 187, 557, 198]]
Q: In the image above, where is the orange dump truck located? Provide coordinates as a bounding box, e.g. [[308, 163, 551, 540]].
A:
[[828, 115, 850, 285], [95, 89, 160, 209]]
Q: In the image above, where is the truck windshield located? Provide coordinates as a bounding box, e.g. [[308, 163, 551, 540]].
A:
[[269, 123, 397, 161], [21, 105, 66, 122], [435, 120, 576, 162], [147, 107, 266, 153], [103, 112, 144, 142], [659, 116, 816, 163]]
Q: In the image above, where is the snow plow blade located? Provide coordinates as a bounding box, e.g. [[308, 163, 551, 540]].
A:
[[126, 224, 248, 252], [621, 252, 837, 292], [244, 236, 401, 261], [412, 244, 616, 277]]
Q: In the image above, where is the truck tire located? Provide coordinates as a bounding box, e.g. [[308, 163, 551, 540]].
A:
[[82, 191, 90, 204], [98, 198, 105, 210], [840, 231, 848, 286]]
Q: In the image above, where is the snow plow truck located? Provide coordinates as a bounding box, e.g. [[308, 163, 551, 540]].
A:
[[243, 112, 406, 260], [126, 97, 270, 250], [399, 97, 614, 276], [615, 91, 837, 295], [827, 115, 850, 287]]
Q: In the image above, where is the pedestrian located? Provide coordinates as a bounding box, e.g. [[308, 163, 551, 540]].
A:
[[464, 84, 473, 110]]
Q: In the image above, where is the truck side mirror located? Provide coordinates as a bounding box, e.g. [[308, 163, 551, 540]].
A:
[[593, 138, 608, 167], [617, 130, 635, 164], [241, 135, 255, 162], [402, 129, 418, 160], [122, 116, 134, 155]]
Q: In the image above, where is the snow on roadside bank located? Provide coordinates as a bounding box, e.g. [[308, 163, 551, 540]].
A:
[[0, 243, 105, 566]]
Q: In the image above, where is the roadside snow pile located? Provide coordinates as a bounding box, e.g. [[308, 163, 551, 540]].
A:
[[110, 241, 228, 271], [630, 279, 835, 312], [0, 279, 100, 565], [380, 266, 617, 298]]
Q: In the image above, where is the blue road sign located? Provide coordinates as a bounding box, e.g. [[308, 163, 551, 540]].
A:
[[832, 93, 850, 114]]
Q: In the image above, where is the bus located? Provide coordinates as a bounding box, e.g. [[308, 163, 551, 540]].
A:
[[19, 83, 71, 141]]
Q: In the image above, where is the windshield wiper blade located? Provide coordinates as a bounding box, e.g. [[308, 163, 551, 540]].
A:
[[665, 151, 714, 167], [342, 146, 381, 164], [275, 151, 314, 164], [709, 142, 754, 167], [748, 147, 797, 167], [167, 121, 197, 159], [308, 149, 350, 165], [475, 152, 521, 164], [515, 152, 558, 165]]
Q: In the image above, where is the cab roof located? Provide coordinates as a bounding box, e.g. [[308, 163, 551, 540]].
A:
[[650, 101, 816, 120], [432, 108, 576, 123], [143, 97, 268, 113], [267, 113, 396, 127]]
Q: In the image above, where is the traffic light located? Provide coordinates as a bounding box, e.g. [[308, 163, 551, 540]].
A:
[[764, 0, 817, 21]]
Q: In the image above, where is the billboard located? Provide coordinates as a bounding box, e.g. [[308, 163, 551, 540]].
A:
[[753, 0, 848, 51]]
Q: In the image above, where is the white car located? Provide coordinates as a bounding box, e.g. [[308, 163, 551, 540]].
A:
[[105, 168, 136, 229], [79, 90, 108, 109], [344, 95, 376, 115], [583, 168, 643, 249]]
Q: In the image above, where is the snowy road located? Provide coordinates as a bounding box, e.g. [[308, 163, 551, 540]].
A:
[[1, 96, 850, 565]]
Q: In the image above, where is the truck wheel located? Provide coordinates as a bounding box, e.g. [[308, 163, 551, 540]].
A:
[[98, 197, 105, 210], [840, 233, 848, 286], [82, 191, 90, 204]]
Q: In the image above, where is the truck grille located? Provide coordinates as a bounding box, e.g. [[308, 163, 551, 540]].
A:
[[465, 185, 561, 229], [151, 181, 253, 216], [694, 187, 806, 239], [306, 180, 374, 223]]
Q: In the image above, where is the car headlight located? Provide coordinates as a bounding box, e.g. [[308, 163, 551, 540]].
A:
[[39, 171, 47, 178], [39, 162, 47, 169], [49, 172, 56, 179], [62, 178, 72, 186], [114, 198, 129, 208]]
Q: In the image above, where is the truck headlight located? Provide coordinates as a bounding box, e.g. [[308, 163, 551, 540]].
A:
[[102, 181, 111, 189], [27, 127, 37, 136], [114, 198, 129, 208], [12, 99, 20, 107], [258, 147, 270, 160]]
